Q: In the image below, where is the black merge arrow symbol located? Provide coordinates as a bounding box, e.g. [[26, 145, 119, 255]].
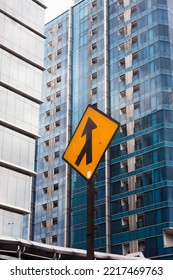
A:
[[75, 117, 97, 166]]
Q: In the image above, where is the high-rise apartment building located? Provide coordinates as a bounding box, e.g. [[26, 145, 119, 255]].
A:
[[35, 0, 173, 259], [0, 0, 45, 239]]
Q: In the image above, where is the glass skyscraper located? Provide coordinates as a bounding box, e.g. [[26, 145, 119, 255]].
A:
[[34, 0, 173, 259], [0, 0, 45, 239]]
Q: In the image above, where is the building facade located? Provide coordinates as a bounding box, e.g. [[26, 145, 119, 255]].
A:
[[34, 0, 173, 259], [0, 0, 45, 239]]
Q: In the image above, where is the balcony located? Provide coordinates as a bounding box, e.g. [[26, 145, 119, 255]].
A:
[[121, 180, 128, 192], [91, 14, 97, 24], [119, 58, 125, 70], [122, 224, 129, 232], [118, 27, 125, 39], [132, 36, 138, 49], [137, 220, 144, 228], [120, 107, 126, 121], [136, 200, 144, 208], [120, 130, 127, 138], [135, 161, 142, 169], [121, 166, 128, 174], [134, 121, 141, 133], [131, 5, 137, 18], [133, 69, 139, 81], [136, 174, 143, 186], [120, 90, 126, 99], [131, 20, 138, 33], [133, 84, 140, 98], [121, 161, 128, 174], [120, 148, 127, 155], [134, 125, 141, 133], [132, 52, 138, 65], [119, 74, 126, 88], [134, 108, 140, 115], [121, 204, 129, 212], [135, 180, 143, 188], [120, 125, 127, 138], [92, 0, 97, 8], [123, 243, 130, 255], [118, 13, 124, 24], [121, 185, 128, 193], [135, 142, 142, 151], [118, 42, 125, 55], [120, 142, 127, 156], [91, 28, 97, 39], [121, 197, 128, 212]]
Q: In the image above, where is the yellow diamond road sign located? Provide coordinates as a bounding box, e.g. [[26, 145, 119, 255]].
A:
[[62, 105, 120, 181]]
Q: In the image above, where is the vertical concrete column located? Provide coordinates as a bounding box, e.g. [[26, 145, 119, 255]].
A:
[[129, 214, 136, 231], [124, 7, 131, 37], [47, 236, 52, 244], [49, 138, 54, 182], [129, 212, 138, 253], [126, 104, 133, 119], [125, 71, 133, 85], [129, 202, 138, 253], [127, 139, 135, 154], [124, 38, 132, 52], [128, 157, 135, 174], [124, 9, 131, 22], [46, 218, 51, 233], [124, 1, 137, 252], [130, 240, 138, 253], [124, 0, 131, 7], [125, 54, 132, 69]]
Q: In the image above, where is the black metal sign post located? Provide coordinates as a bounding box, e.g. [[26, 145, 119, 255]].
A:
[[62, 105, 120, 260], [87, 176, 95, 260]]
